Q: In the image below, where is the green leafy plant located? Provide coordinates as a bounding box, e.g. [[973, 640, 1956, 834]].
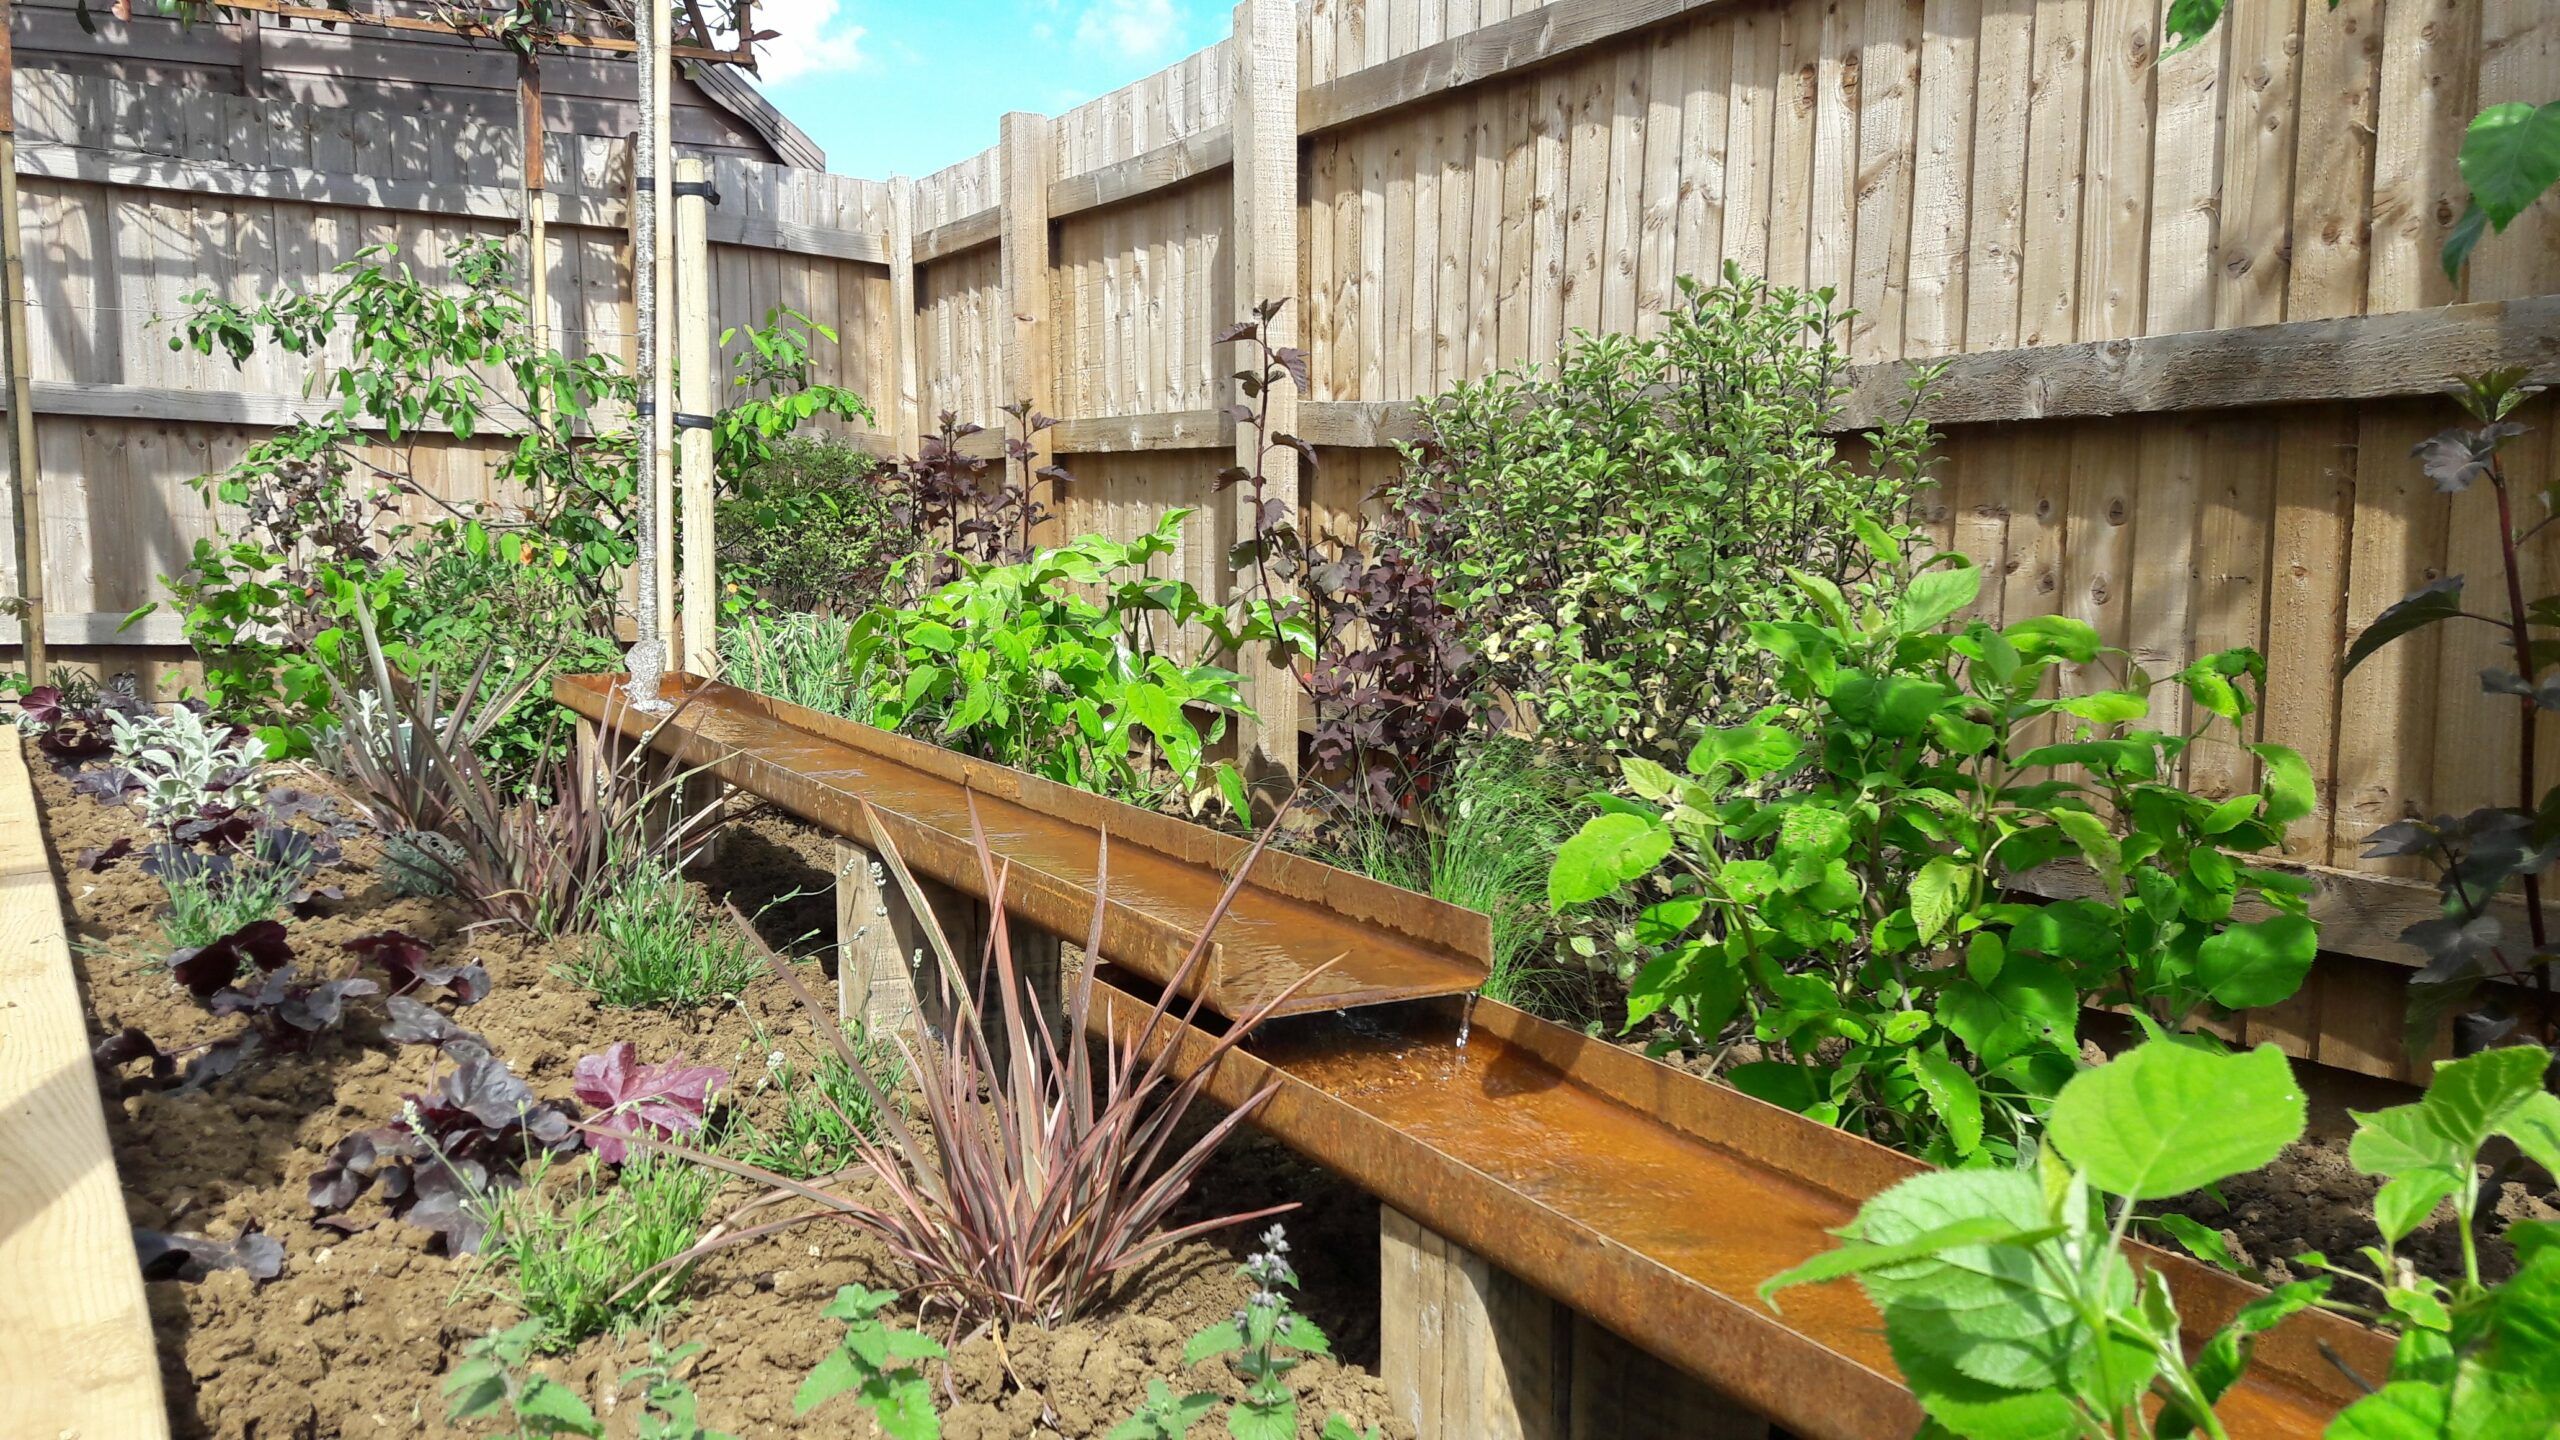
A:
[[473, 1150, 720, 1349], [720, 610, 879, 722], [1336, 739, 1586, 1016], [155, 825, 323, 951], [444, 1327, 734, 1440], [618, 1343, 735, 1440], [848, 508, 1262, 818], [1550, 531, 2318, 1163], [729, 1021, 905, 1179], [1114, 1226, 1383, 1440], [1764, 1040, 2560, 1439], [1763, 1040, 2315, 1440], [561, 864, 765, 1009], [1392, 263, 1934, 771], [2343, 370, 2560, 1049], [2316, 1045, 2560, 1438], [795, 1284, 946, 1440], [717, 435, 911, 618], [442, 1320, 606, 1438], [154, 245, 868, 758]]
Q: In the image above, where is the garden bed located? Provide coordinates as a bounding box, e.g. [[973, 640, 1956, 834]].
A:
[[38, 766, 1404, 1440]]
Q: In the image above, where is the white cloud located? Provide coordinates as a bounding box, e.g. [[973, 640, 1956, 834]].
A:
[[749, 0, 868, 86], [1073, 0, 1184, 61]]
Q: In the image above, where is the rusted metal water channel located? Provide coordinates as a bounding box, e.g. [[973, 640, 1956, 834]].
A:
[[563, 673, 2389, 1439]]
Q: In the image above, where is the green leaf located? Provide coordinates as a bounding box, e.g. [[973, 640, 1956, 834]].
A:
[[1760, 1214, 2047, 1306], [2162, 0, 2225, 54], [1911, 857, 1966, 943], [2002, 615, 2103, 665], [2249, 743, 2316, 826], [2444, 199, 2492, 280], [795, 1351, 863, 1417], [2195, 914, 2317, 1009], [1182, 1319, 1245, 1368], [2374, 1167, 2464, 1244], [868, 1373, 943, 1440], [1547, 813, 1672, 909], [2460, 101, 2560, 231], [1840, 1169, 2095, 1393], [1909, 1050, 1986, 1156], [1229, 1394, 1297, 1440], [1688, 722, 1801, 779], [1895, 563, 1983, 636], [516, 1377, 604, 1437], [2423, 1045, 2555, 1153], [2144, 1213, 2244, 1273], [2048, 1041, 2306, 1199], [2059, 690, 2151, 725], [2345, 578, 2465, 676], [2328, 1381, 2453, 1440]]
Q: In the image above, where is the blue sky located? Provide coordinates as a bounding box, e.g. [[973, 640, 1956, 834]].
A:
[[740, 0, 1231, 178]]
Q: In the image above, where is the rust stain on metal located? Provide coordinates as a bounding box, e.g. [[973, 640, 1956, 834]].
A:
[[1087, 980, 2393, 1440], [556, 672, 1491, 1018]]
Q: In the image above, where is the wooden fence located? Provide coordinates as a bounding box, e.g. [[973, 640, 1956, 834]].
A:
[[0, 62, 894, 675], [874, 0, 2560, 1082], [8, 0, 2560, 1079]]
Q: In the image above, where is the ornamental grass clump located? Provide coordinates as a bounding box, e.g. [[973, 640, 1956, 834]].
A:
[[650, 803, 1321, 1330], [326, 605, 724, 936]]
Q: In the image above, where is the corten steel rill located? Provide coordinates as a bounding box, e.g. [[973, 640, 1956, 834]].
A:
[[556, 672, 1491, 1018], [561, 672, 2393, 1440]]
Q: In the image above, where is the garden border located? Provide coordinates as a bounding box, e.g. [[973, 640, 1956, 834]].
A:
[[0, 734, 168, 1439]]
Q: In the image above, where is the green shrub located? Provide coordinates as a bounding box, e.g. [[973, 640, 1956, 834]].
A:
[[1393, 264, 1934, 771], [720, 611, 877, 722], [848, 508, 1265, 818], [475, 1151, 720, 1349], [730, 1021, 905, 1179], [718, 435, 914, 616], [1550, 525, 2319, 1165], [562, 868, 764, 1009]]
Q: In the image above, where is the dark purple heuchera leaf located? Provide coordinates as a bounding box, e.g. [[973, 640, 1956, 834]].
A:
[[171, 919, 295, 999], [308, 1049, 579, 1253], [93, 1025, 176, 1083], [382, 994, 486, 1050], [572, 1043, 728, 1163], [69, 765, 138, 805], [20, 683, 63, 727], [344, 930, 490, 1004], [76, 837, 135, 873], [208, 969, 380, 1042], [135, 1226, 285, 1285]]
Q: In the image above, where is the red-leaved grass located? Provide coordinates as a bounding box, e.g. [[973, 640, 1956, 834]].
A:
[[643, 796, 1324, 1331]]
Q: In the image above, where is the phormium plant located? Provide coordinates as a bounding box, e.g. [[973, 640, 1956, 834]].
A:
[[639, 804, 1323, 1330]]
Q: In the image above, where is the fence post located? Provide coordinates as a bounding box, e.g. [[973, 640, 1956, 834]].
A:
[[886, 175, 921, 451], [1231, 0, 1303, 790], [674, 154, 717, 678], [0, 1, 46, 677], [998, 111, 1056, 542]]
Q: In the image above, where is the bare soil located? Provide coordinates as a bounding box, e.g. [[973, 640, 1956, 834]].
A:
[[39, 766, 1403, 1440]]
